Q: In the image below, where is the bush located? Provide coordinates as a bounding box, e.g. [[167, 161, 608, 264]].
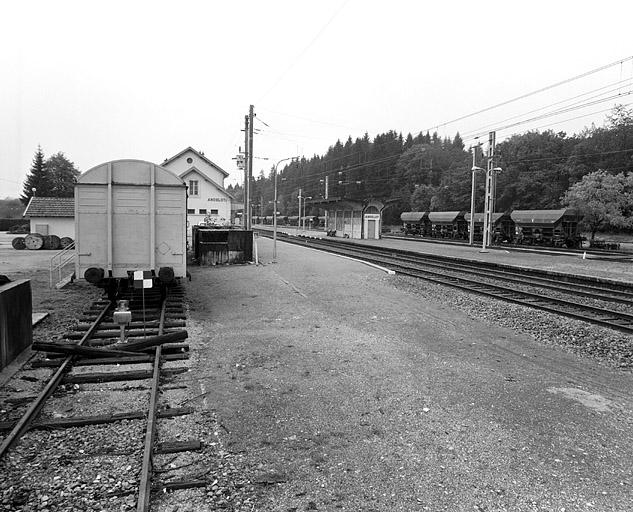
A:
[[0, 218, 24, 231], [8, 223, 30, 234]]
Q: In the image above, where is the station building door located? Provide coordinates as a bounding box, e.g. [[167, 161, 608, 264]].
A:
[[363, 208, 381, 239], [367, 219, 376, 239]]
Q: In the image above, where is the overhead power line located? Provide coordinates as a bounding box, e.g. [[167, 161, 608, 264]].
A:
[[258, 107, 363, 132], [522, 101, 633, 135], [258, 0, 350, 103], [421, 55, 633, 134], [461, 77, 633, 139], [465, 89, 633, 141]]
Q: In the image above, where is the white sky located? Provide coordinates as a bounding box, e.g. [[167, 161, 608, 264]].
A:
[[1, 0, 632, 197]]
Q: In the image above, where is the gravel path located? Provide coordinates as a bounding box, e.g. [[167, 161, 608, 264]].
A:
[[184, 236, 633, 511]]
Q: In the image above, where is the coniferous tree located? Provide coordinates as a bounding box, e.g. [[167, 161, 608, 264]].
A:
[[21, 145, 52, 205]]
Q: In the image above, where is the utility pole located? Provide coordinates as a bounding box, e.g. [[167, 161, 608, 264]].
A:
[[246, 104, 255, 230], [469, 141, 483, 246], [297, 188, 302, 234], [243, 115, 250, 230], [481, 131, 500, 252], [324, 175, 329, 231]]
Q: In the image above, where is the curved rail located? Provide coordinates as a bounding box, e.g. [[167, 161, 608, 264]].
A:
[[0, 300, 112, 458]]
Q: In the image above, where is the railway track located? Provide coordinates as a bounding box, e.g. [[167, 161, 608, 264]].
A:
[[383, 233, 632, 259], [0, 285, 205, 511], [265, 232, 633, 335]]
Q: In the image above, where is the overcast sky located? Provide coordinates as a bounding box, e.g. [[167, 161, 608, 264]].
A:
[[1, 0, 632, 197]]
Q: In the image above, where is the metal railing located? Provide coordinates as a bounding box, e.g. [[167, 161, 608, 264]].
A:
[[49, 242, 75, 288]]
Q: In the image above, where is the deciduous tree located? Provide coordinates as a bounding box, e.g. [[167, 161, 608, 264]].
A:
[[561, 170, 633, 239], [46, 152, 80, 197]]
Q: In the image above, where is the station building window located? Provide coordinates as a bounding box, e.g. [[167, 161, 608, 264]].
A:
[[187, 208, 195, 214], [199, 209, 207, 214], [210, 209, 218, 214], [189, 180, 199, 196]]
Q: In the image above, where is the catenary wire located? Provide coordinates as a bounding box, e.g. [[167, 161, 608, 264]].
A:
[[420, 55, 633, 134], [460, 78, 633, 139]]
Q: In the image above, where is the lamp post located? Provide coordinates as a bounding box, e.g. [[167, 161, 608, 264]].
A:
[[469, 142, 483, 246], [273, 157, 297, 261], [469, 166, 484, 245]]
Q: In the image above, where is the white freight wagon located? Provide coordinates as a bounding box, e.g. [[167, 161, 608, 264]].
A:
[[75, 160, 187, 296]]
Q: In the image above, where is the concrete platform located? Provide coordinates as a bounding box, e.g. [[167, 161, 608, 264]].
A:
[[255, 225, 633, 284], [185, 235, 633, 511]]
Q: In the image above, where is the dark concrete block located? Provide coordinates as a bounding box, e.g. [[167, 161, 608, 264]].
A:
[[0, 280, 32, 370]]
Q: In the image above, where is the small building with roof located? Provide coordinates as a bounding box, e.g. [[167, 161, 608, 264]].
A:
[[23, 197, 75, 238], [308, 197, 385, 239], [161, 147, 234, 238]]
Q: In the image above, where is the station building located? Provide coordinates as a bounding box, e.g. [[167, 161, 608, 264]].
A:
[[161, 147, 234, 239]]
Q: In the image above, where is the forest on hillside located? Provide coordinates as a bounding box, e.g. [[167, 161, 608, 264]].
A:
[[227, 105, 633, 225]]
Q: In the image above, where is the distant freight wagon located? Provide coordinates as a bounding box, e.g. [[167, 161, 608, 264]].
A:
[[401, 208, 583, 248]]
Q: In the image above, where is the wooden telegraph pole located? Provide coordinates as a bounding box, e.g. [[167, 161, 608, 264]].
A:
[[243, 115, 250, 230], [247, 105, 254, 230]]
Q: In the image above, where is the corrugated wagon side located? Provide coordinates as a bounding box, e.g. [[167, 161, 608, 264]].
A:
[[75, 160, 187, 293]]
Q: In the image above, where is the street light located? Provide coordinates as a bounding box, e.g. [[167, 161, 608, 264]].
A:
[[273, 156, 297, 261], [469, 166, 485, 246]]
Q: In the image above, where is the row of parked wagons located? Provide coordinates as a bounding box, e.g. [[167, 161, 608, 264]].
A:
[[253, 216, 326, 227], [400, 209, 585, 248]]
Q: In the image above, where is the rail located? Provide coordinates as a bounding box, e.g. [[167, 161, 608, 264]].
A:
[[0, 285, 198, 510], [137, 295, 167, 511], [0, 301, 112, 458], [49, 241, 76, 289]]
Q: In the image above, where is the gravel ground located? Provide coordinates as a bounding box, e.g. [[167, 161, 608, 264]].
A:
[[389, 276, 633, 369], [3, 232, 633, 511], [182, 236, 633, 511]]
